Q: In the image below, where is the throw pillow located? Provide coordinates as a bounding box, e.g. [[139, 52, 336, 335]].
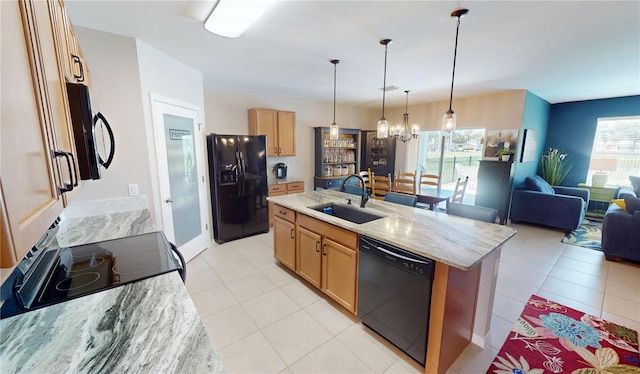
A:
[[612, 199, 626, 210], [623, 195, 640, 214], [524, 175, 555, 194], [629, 175, 640, 196]]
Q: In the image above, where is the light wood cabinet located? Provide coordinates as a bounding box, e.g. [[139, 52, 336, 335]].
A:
[[268, 181, 304, 226], [272, 207, 359, 314], [49, 0, 89, 85], [273, 214, 296, 271], [1, 0, 81, 268], [248, 109, 295, 157]]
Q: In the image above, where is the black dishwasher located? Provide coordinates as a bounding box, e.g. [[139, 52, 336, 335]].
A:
[[357, 235, 434, 366]]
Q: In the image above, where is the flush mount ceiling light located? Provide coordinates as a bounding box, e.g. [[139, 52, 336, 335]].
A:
[[204, 0, 276, 38], [390, 90, 420, 143], [376, 39, 393, 139], [442, 8, 469, 134], [329, 59, 340, 140]]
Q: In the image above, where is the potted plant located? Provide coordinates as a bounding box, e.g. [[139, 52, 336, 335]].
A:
[[540, 147, 572, 186], [496, 148, 514, 161]]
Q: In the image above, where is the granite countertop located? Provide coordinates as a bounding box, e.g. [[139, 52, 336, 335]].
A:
[[268, 177, 305, 185], [267, 190, 516, 270], [0, 198, 225, 373]]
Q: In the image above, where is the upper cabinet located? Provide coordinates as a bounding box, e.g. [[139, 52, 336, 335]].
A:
[[1, 0, 84, 268], [248, 108, 296, 157], [49, 0, 90, 85]]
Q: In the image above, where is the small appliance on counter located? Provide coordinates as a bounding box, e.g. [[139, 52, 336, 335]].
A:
[[273, 163, 287, 179], [0, 225, 185, 320]]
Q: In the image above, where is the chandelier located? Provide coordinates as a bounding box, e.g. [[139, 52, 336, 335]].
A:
[[390, 90, 419, 143]]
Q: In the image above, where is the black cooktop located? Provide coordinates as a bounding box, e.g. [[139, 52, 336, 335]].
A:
[[1, 231, 184, 319]]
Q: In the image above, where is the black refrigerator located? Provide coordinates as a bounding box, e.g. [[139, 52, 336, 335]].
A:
[[206, 134, 269, 244], [360, 130, 396, 179]]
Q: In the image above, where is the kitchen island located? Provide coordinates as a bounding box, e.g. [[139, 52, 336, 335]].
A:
[[268, 190, 516, 374], [0, 201, 224, 373]]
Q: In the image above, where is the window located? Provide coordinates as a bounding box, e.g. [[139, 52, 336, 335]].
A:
[[589, 116, 640, 187]]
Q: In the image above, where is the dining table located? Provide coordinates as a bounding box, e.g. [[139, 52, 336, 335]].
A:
[[416, 187, 452, 210]]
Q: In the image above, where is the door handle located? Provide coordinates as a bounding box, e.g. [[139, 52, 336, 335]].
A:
[[165, 197, 174, 203], [322, 244, 327, 256], [290, 228, 294, 239], [93, 112, 115, 169], [71, 54, 84, 83], [315, 241, 320, 253], [53, 150, 74, 195]]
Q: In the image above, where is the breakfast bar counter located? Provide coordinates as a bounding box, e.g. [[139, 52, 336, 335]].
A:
[[268, 190, 516, 374]]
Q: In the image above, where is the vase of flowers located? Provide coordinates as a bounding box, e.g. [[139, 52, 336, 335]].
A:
[[540, 147, 572, 186]]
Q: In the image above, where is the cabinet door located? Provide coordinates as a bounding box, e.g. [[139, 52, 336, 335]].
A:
[[321, 237, 358, 313], [249, 109, 278, 156], [296, 226, 321, 288], [273, 216, 296, 270], [1, 0, 65, 267], [277, 111, 295, 156]]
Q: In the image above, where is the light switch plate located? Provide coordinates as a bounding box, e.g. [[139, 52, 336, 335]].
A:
[[128, 184, 139, 196]]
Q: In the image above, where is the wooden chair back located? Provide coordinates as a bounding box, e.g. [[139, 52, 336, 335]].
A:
[[451, 176, 469, 204], [394, 170, 416, 195], [371, 172, 392, 200], [358, 169, 371, 189], [419, 172, 440, 193]]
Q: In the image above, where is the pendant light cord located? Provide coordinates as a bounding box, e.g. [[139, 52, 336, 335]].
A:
[[333, 62, 337, 124], [448, 16, 462, 112], [381, 43, 388, 120]]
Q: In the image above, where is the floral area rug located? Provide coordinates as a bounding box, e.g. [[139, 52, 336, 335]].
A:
[[561, 219, 603, 250], [487, 295, 639, 374]]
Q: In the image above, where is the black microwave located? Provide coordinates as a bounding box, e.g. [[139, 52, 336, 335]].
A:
[[66, 83, 115, 180]]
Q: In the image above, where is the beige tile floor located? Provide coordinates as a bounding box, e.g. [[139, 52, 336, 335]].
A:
[[186, 222, 640, 374]]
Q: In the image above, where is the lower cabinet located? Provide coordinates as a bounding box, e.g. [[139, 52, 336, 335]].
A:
[[273, 205, 358, 314], [273, 215, 295, 270]]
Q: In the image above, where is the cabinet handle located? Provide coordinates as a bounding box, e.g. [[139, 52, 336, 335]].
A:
[[279, 210, 286, 215], [315, 241, 320, 253], [322, 244, 327, 256], [278, 147, 282, 154], [71, 54, 84, 83], [290, 228, 294, 239], [274, 147, 278, 154], [53, 150, 74, 195]]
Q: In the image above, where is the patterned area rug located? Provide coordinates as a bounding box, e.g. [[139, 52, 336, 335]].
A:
[[561, 219, 603, 250], [487, 295, 639, 374]]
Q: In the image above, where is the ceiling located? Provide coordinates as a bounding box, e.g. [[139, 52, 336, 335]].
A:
[[66, 1, 640, 108]]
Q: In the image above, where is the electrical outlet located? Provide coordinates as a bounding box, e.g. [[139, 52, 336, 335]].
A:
[[128, 184, 139, 196]]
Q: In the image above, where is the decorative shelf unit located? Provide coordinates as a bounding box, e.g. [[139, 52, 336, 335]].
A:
[[313, 127, 360, 190]]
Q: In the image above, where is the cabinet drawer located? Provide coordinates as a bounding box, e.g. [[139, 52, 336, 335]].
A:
[[274, 204, 296, 222], [297, 214, 358, 249], [269, 185, 287, 195], [287, 182, 304, 193]]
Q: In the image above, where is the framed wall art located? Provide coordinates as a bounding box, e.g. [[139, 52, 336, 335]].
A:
[[520, 129, 538, 163], [483, 129, 519, 160]]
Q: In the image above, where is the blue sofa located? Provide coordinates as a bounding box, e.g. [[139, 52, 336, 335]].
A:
[[602, 189, 640, 262], [510, 176, 590, 231]]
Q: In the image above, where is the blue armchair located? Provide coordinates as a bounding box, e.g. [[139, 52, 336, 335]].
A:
[[510, 180, 590, 231], [602, 191, 640, 262]]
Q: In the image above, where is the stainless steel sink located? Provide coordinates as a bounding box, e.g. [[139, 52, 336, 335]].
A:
[[309, 203, 384, 224]]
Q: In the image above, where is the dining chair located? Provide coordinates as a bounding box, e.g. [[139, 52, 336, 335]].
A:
[[419, 172, 440, 193], [394, 170, 416, 195], [447, 202, 497, 223], [450, 176, 469, 204], [384, 191, 418, 207], [358, 169, 372, 190], [371, 172, 392, 200]]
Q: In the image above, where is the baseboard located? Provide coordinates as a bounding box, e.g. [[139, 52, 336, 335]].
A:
[[471, 332, 487, 348]]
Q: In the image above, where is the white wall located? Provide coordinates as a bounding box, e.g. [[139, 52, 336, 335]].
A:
[[72, 27, 153, 213]]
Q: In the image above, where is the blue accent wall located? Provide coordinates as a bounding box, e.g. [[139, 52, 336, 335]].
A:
[[546, 95, 640, 187], [513, 91, 550, 187]]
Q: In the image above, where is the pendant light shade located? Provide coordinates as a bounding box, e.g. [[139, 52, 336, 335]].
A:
[[329, 59, 340, 140], [442, 8, 469, 135], [377, 39, 393, 139]]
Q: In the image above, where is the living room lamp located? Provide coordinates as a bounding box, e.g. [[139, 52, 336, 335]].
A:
[[204, 0, 276, 38], [590, 158, 617, 187], [376, 39, 393, 139], [329, 59, 340, 141], [390, 90, 420, 143]]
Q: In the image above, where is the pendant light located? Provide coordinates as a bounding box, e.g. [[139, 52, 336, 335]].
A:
[[376, 39, 393, 139], [391, 90, 420, 143], [329, 59, 340, 140], [442, 8, 469, 134]]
